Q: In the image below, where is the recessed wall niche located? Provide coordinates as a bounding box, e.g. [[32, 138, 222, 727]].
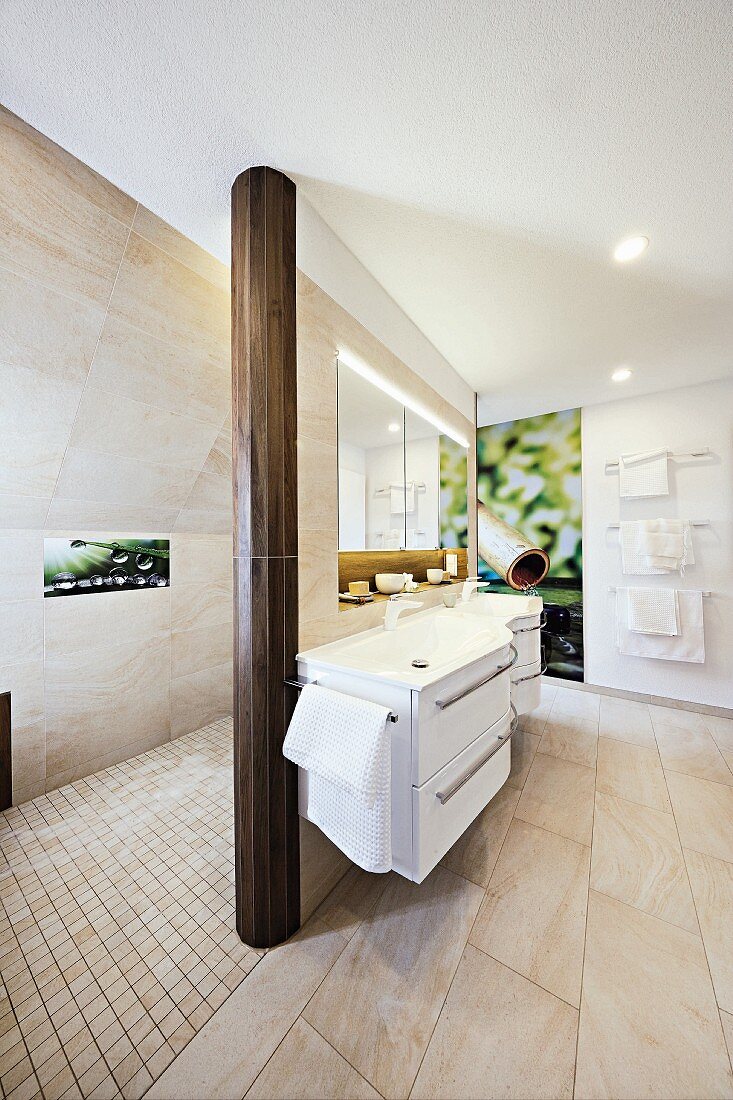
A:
[[43, 537, 170, 597]]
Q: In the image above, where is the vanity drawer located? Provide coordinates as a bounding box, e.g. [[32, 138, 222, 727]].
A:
[[411, 709, 512, 883], [510, 615, 542, 668], [412, 646, 513, 785], [511, 656, 542, 714]]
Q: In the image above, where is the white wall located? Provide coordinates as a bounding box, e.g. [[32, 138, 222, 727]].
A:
[[582, 378, 733, 707], [297, 195, 475, 422]]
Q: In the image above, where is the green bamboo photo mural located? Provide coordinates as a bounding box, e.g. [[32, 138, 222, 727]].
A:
[[477, 408, 584, 680]]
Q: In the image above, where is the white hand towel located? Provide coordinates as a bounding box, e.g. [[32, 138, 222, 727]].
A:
[[616, 590, 705, 663], [404, 481, 416, 513], [620, 520, 694, 575], [626, 587, 679, 635], [283, 685, 392, 873], [619, 450, 669, 499], [390, 485, 405, 513]]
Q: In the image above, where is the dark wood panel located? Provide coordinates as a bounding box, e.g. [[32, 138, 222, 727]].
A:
[[232, 167, 300, 949], [0, 693, 10, 812], [338, 548, 468, 592]]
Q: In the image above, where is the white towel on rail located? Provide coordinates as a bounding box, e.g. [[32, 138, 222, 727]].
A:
[[618, 449, 669, 499], [626, 587, 679, 635], [621, 520, 693, 575], [616, 590, 705, 663], [390, 484, 405, 513], [283, 684, 392, 872]]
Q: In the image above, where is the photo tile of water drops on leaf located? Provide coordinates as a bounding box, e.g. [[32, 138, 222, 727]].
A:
[[0, 719, 261, 1100]]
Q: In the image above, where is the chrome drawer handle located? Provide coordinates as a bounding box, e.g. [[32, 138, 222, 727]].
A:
[[436, 705, 518, 805], [513, 661, 548, 685], [435, 645, 517, 711], [513, 612, 547, 635]]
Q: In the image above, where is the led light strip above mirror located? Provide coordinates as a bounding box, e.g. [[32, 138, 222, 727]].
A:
[[337, 349, 470, 449]]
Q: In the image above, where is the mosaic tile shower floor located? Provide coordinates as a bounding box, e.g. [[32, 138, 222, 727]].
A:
[[0, 719, 259, 1100]]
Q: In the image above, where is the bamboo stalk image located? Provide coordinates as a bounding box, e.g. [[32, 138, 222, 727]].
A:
[[477, 500, 550, 590]]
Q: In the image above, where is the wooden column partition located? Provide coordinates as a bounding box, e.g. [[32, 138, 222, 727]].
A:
[[0, 693, 10, 812], [231, 167, 300, 948]]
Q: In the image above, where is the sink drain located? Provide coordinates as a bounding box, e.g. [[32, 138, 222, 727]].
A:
[[411, 658, 430, 669]]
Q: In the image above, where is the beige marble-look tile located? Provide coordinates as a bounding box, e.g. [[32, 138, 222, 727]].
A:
[[411, 944, 577, 1100], [655, 719, 733, 785], [551, 686, 600, 722], [575, 890, 733, 1100], [506, 728, 540, 789], [246, 1017, 379, 1099], [440, 782, 520, 887], [182, 469, 230, 514], [167, 537, 231, 587], [706, 715, 733, 755], [299, 531, 339, 624], [0, 536, 43, 603], [685, 849, 733, 1014], [69, 387, 220, 474], [172, 506, 231, 536], [132, 206, 229, 292], [297, 435, 338, 535], [667, 772, 733, 864], [0, 492, 50, 529], [0, 423, 69, 500], [590, 791, 697, 932], [44, 727, 171, 793], [304, 866, 483, 1099], [0, 108, 131, 307], [108, 233, 229, 359], [146, 920, 347, 1100], [0, 265, 105, 386], [649, 703, 710, 733], [538, 714, 598, 768], [45, 636, 171, 778], [599, 696, 656, 748], [0, 660, 44, 731], [170, 581, 232, 634], [90, 315, 229, 425], [313, 866, 392, 941], [0, 601, 43, 668], [596, 737, 671, 813], [516, 683, 555, 736], [171, 623, 232, 680], [54, 447, 194, 511], [170, 661, 232, 737], [44, 587, 170, 656], [470, 818, 589, 1007], [515, 752, 595, 846], [296, 342, 337, 449], [44, 498, 181, 533], [0, 361, 83, 439], [723, 1011, 733, 1067]]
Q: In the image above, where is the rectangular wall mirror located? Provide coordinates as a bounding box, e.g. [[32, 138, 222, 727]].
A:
[[337, 358, 468, 554]]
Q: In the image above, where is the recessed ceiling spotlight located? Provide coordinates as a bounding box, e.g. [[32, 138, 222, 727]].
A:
[[613, 236, 649, 262], [611, 367, 633, 382], [388, 421, 400, 432]]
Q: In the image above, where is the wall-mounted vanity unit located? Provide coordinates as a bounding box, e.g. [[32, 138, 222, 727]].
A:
[[295, 592, 542, 883]]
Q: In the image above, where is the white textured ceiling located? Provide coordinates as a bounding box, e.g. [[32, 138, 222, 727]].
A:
[[2, 0, 731, 421]]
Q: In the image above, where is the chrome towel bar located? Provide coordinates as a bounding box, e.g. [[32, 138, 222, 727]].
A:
[[608, 587, 712, 597], [283, 675, 399, 722], [605, 447, 710, 470], [434, 644, 518, 711], [436, 705, 518, 805]]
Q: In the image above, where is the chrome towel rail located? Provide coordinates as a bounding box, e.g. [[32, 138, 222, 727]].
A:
[[284, 675, 399, 722], [435, 644, 518, 711], [605, 447, 710, 470], [607, 520, 710, 529], [436, 705, 518, 805], [608, 587, 712, 598]]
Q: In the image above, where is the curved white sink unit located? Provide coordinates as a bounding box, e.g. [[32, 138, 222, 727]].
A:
[[296, 596, 542, 884]]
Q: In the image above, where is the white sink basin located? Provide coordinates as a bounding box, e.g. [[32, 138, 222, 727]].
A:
[[298, 607, 512, 689], [456, 592, 543, 620]]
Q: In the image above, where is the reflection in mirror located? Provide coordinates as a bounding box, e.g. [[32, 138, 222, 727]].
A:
[[404, 409, 440, 548], [337, 362, 405, 550]]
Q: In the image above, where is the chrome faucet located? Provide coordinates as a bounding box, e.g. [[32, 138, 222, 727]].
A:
[[461, 576, 491, 603], [384, 595, 423, 631]]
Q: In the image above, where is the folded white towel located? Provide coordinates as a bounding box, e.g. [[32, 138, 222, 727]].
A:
[[283, 684, 392, 872], [626, 587, 679, 635], [616, 590, 705, 663], [619, 450, 669, 499], [390, 485, 404, 513], [620, 520, 694, 575], [404, 481, 416, 512]]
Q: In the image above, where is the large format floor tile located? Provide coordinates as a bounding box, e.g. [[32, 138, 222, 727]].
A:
[[590, 791, 697, 931], [596, 737, 671, 812], [411, 944, 577, 1100], [538, 715, 599, 768], [440, 782, 520, 887], [515, 752, 595, 846], [551, 686, 600, 721], [666, 772, 733, 863], [575, 891, 733, 1100], [304, 867, 483, 1099], [684, 849, 733, 1014], [505, 728, 540, 789], [654, 719, 733, 785], [246, 1018, 379, 1099], [469, 819, 589, 1007], [599, 697, 656, 748]]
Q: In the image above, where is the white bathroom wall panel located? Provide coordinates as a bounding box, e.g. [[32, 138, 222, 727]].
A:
[[582, 378, 733, 707]]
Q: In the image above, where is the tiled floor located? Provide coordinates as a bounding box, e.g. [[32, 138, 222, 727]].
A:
[[0, 719, 260, 1100], [149, 685, 733, 1100], [3, 688, 733, 1099]]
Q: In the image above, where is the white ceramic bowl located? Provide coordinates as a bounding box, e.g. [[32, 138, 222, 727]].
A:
[[427, 568, 444, 585], [375, 573, 405, 595]]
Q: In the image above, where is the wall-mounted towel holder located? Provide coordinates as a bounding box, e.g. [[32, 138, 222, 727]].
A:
[[604, 447, 710, 471], [608, 586, 712, 597], [606, 520, 710, 529], [284, 674, 399, 722]]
